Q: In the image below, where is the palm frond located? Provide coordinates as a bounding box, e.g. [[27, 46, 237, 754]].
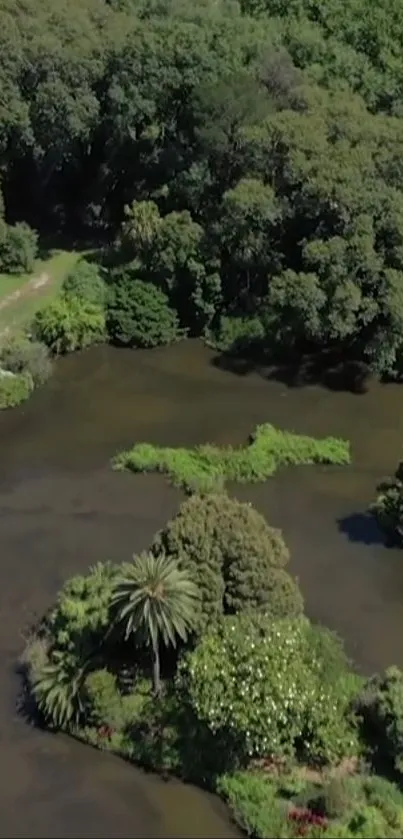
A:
[[112, 552, 199, 650]]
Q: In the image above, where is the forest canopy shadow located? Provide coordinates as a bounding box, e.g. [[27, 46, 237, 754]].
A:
[[211, 348, 371, 395]]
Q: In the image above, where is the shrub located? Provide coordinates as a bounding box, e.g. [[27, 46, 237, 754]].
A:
[[0, 334, 52, 385], [0, 370, 33, 409], [32, 297, 106, 354], [84, 668, 124, 729], [46, 562, 118, 655], [178, 614, 356, 767], [113, 422, 350, 492], [106, 275, 180, 348], [208, 315, 265, 354], [216, 772, 288, 839], [0, 221, 38, 273], [357, 666, 403, 777], [151, 494, 301, 634], [370, 462, 403, 545], [62, 259, 107, 307]]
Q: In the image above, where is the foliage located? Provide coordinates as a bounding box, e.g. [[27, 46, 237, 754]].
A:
[[0, 370, 33, 409], [217, 770, 403, 839], [112, 552, 199, 693], [356, 666, 403, 778], [0, 333, 52, 385], [178, 613, 358, 767], [207, 315, 265, 354], [0, 223, 38, 273], [370, 462, 403, 545], [62, 259, 106, 307], [113, 422, 351, 492], [151, 493, 302, 633], [32, 297, 106, 354], [84, 668, 124, 729], [216, 772, 289, 838], [106, 274, 180, 348], [46, 562, 118, 656]]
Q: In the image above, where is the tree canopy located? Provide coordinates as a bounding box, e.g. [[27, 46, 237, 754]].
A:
[[3, 0, 403, 374]]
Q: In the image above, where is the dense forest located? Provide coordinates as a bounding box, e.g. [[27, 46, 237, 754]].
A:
[[2, 0, 403, 376]]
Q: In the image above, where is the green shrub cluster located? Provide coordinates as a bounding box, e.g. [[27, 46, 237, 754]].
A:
[[113, 422, 351, 492], [106, 273, 181, 348], [152, 493, 302, 633], [0, 222, 38, 273], [0, 370, 34, 409], [178, 613, 358, 766], [0, 333, 52, 386], [370, 463, 403, 545], [218, 771, 403, 839], [32, 296, 106, 354]]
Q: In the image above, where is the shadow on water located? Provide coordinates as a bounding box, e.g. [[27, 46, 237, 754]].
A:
[[1, 339, 403, 835], [337, 512, 388, 547], [211, 347, 371, 394]]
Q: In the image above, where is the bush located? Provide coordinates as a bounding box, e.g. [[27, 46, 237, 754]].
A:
[[370, 463, 403, 545], [62, 259, 107, 307], [216, 772, 288, 839], [208, 315, 265, 354], [151, 494, 301, 634], [178, 613, 357, 767], [106, 275, 180, 348], [0, 222, 38, 273], [84, 668, 124, 729], [0, 370, 34, 409], [46, 562, 118, 655], [113, 422, 350, 492], [32, 297, 106, 354], [357, 666, 403, 777], [0, 334, 52, 385]]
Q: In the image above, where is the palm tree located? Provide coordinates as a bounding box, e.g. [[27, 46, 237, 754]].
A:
[[112, 552, 199, 695]]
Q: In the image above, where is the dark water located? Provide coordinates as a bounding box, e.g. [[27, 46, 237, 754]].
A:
[[1, 340, 403, 836]]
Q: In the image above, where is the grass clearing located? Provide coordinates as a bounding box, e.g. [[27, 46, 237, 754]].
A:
[[0, 250, 83, 332], [113, 422, 351, 492]]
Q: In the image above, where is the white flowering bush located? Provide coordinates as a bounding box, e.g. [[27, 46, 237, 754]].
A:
[[177, 614, 358, 765]]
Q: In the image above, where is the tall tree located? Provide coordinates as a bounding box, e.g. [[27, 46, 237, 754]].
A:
[[112, 552, 199, 695]]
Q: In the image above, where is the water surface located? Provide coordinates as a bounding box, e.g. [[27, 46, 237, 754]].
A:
[[1, 340, 403, 836]]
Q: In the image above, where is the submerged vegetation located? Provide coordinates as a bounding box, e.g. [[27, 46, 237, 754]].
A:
[[21, 492, 403, 839], [113, 423, 350, 492]]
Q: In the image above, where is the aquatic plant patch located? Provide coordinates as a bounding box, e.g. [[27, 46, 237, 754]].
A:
[[112, 422, 351, 492]]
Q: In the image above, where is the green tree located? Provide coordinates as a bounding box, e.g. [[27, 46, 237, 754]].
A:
[[152, 493, 302, 633], [178, 613, 357, 766], [106, 274, 180, 347], [112, 552, 199, 695]]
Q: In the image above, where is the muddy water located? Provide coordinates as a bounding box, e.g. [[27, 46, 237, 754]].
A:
[[1, 340, 403, 836]]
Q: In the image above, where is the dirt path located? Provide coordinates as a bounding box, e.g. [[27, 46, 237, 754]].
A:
[[0, 272, 50, 313], [0, 272, 51, 339]]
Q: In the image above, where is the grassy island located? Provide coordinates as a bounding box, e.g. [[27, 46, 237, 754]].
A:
[[21, 492, 403, 839], [112, 423, 351, 492]]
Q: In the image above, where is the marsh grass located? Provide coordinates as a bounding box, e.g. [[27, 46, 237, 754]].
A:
[[112, 423, 351, 492]]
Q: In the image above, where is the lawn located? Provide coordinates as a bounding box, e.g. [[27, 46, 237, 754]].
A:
[[0, 250, 82, 331]]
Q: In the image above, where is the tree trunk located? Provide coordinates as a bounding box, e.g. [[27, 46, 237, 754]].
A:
[[152, 639, 161, 696]]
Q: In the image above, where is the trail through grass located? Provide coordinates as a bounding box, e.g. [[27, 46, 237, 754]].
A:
[[113, 423, 351, 492], [0, 250, 82, 331]]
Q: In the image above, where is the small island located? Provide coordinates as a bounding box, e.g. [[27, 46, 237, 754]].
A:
[[21, 485, 403, 839], [112, 423, 351, 492]]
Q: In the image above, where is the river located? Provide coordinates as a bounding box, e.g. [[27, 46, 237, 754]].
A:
[[1, 339, 403, 836]]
